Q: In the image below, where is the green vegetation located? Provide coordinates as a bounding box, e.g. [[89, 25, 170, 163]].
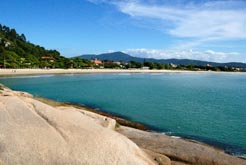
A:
[[71, 57, 94, 69], [143, 62, 173, 70], [0, 84, 3, 90], [126, 61, 143, 68], [0, 24, 92, 69], [0, 84, 4, 94], [115, 122, 121, 129]]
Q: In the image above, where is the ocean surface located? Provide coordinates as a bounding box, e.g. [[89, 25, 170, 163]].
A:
[[0, 73, 245, 157]]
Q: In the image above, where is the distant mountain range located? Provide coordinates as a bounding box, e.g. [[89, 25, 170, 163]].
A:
[[76, 52, 246, 68]]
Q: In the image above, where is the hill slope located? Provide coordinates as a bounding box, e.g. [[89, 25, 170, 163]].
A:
[[0, 24, 71, 68]]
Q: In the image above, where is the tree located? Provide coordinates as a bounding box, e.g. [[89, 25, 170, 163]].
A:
[[187, 64, 194, 71], [9, 29, 17, 39], [0, 45, 4, 53], [144, 62, 157, 69], [156, 63, 164, 69], [20, 34, 26, 41], [2, 26, 10, 33], [128, 61, 142, 68], [164, 64, 171, 69]]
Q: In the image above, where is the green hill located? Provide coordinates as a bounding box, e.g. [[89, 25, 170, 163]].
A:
[[0, 24, 92, 69]]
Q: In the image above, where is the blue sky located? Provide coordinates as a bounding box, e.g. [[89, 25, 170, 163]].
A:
[[0, 0, 245, 62]]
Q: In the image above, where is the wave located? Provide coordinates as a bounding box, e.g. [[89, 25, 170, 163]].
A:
[[3, 74, 55, 79], [160, 131, 246, 158]]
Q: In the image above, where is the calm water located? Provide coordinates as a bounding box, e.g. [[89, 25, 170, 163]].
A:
[[0, 73, 246, 156]]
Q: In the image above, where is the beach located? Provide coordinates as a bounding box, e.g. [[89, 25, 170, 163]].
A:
[[1, 68, 245, 77], [1, 68, 244, 76], [0, 68, 196, 76]]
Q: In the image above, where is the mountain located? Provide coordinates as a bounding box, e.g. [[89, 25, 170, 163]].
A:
[[77, 52, 246, 68], [79, 52, 141, 62]]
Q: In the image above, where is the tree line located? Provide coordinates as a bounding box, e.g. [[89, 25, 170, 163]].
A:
[[94, 60, 244, 72]]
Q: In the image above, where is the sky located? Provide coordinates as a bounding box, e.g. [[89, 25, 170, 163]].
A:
[[0, 0, 245, 62]]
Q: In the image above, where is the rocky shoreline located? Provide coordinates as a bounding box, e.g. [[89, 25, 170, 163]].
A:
[[35, 97, 149, 131], [36, 96, 246, 165], [0, 85, 245, 165]]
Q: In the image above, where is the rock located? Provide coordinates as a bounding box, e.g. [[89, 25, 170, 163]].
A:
[[0, 88, 155, 165], [57, 106, 117, 130], [143, 149, 171, 165], [117, 126, 246, 165]]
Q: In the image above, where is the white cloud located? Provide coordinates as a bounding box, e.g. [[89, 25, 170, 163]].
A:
[[169, 10, 246, 39], [89, 0, 246, 40], [87, 0, 246, 62], [124, 48, 245, 63]]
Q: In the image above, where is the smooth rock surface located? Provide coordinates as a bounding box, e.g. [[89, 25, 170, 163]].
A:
[[117, 126, 246, 165], [0, 87, 156, 165]]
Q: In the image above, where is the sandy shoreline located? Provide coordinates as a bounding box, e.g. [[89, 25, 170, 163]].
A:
[[0, 68, 245, 76]]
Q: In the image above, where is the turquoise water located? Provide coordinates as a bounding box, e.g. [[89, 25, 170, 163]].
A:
[[0, 73, 246, 156]]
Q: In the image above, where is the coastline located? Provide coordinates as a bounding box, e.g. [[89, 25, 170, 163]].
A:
[[0, 68, 246, 76], [0, 85, 245, 164], [1, 71, 246, 160], [35, 97, 148, 131], [0, 85, 159, 164], [35, 96, 246, 160], [35, 97, 220, 143]]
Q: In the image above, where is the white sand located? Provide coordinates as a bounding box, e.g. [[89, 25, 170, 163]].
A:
[[0, 68, 208, 76], [1, 68, 244, 76]]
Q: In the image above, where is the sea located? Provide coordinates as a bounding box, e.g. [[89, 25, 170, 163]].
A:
[[0, 72, 245, 157]]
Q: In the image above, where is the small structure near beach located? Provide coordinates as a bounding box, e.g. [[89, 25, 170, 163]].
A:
[[91, 58, 103, 65], [41, 56, 55, 63]]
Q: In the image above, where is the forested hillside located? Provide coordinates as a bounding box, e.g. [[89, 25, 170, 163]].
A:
[[0, 24, 92, 68]]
